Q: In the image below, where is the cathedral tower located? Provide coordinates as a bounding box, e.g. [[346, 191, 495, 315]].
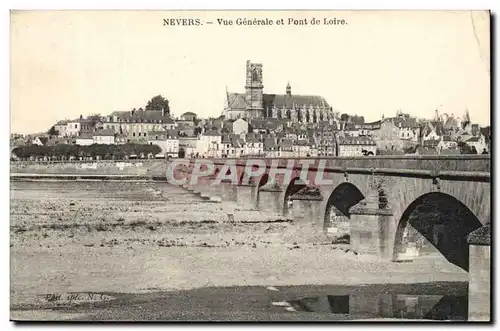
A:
[[245, 60, 264, 118]]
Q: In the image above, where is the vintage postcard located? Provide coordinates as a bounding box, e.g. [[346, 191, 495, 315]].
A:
[[10, 10, 491, 322]]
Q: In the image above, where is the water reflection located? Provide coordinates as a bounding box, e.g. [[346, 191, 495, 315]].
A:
[[287, 294, 468, 320]]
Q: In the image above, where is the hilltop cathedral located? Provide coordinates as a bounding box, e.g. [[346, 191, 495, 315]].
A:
[[223, 60, 335, 124]]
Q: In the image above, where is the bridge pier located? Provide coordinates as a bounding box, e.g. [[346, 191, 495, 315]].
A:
[[467, 223, 491, 322], [349, 190, 394, 259], [257, 183, 283, 215], [193, 176, 211, 195], [236, 184, 258, 210], [289, 187, 325, 227], [218, 181, 238, 202]]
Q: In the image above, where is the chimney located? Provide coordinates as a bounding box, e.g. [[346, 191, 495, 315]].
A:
[[286, 82, 291, 97]]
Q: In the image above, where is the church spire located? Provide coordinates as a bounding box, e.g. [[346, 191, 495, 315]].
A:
[[463, 108, 471, 123], [461, 108, 471, 130]]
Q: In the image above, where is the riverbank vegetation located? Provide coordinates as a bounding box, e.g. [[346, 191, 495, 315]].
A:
[[11, 143, 162, 161]]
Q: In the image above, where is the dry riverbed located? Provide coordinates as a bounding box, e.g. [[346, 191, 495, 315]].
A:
[[10, 180, 467, 317]]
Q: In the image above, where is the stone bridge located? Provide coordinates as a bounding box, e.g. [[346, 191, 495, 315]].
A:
[[170, 155, 490, 273]]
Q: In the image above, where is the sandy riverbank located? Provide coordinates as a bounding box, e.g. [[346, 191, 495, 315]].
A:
[[10, 180, 467, 313]]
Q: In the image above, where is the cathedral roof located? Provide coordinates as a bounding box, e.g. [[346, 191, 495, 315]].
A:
[[226, 92, 331, 110], [226, 93, 247, 110], [263, 94, 330, 109]]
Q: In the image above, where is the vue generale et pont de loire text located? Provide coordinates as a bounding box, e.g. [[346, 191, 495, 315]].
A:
[[163, 17, 347, 27]]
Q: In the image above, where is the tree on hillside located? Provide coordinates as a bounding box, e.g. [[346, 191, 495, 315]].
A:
[[351, 115, 365, 124], [340, 113, 349, 122], [458, 141, 478, 155], [145, 95, 170, 114], [11, 143, 163, 161], [48, 126, 58, 136], [403, 145, 418, 154]]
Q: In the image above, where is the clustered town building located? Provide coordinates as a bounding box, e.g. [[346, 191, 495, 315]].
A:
[[12, 61, 490, 159]]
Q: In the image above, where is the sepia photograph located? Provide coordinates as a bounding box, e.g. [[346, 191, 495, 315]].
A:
[[9, 9, 491, 322]]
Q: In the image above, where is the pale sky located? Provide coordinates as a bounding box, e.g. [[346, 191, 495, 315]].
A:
[[11, 10, 490, 134]]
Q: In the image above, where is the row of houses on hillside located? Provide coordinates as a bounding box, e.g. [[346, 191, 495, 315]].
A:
[[194, 131, 378, 158], [224, 114, 421, 153], [31, 108, 489, 159], [53, 110, 199, 139]]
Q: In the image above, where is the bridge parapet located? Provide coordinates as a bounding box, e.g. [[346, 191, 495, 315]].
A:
[[203, 155, 490, 172]]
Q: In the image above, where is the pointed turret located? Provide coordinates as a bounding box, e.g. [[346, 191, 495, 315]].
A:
[[463, 108, 471, 123], [462, 108, 471, 130]]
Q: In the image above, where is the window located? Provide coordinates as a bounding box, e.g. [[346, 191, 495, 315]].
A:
[[133, 132, 136, 137], [75, 124, 77, 129]]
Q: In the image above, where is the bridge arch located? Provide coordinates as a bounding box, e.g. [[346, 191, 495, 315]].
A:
[[323, 183, 365, 242], [393, 192, 482, 271], [238, 172, 245, 185], [283, 177, 307, 216], [257, 173, 269, 190], [255, 174, 270, 208]]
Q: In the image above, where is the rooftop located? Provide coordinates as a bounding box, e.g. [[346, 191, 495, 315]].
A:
[[109, 110, 174, 124], [338, 136, 376, 146], [76, 133, 93, 140], [93, 129, 115, 137]]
